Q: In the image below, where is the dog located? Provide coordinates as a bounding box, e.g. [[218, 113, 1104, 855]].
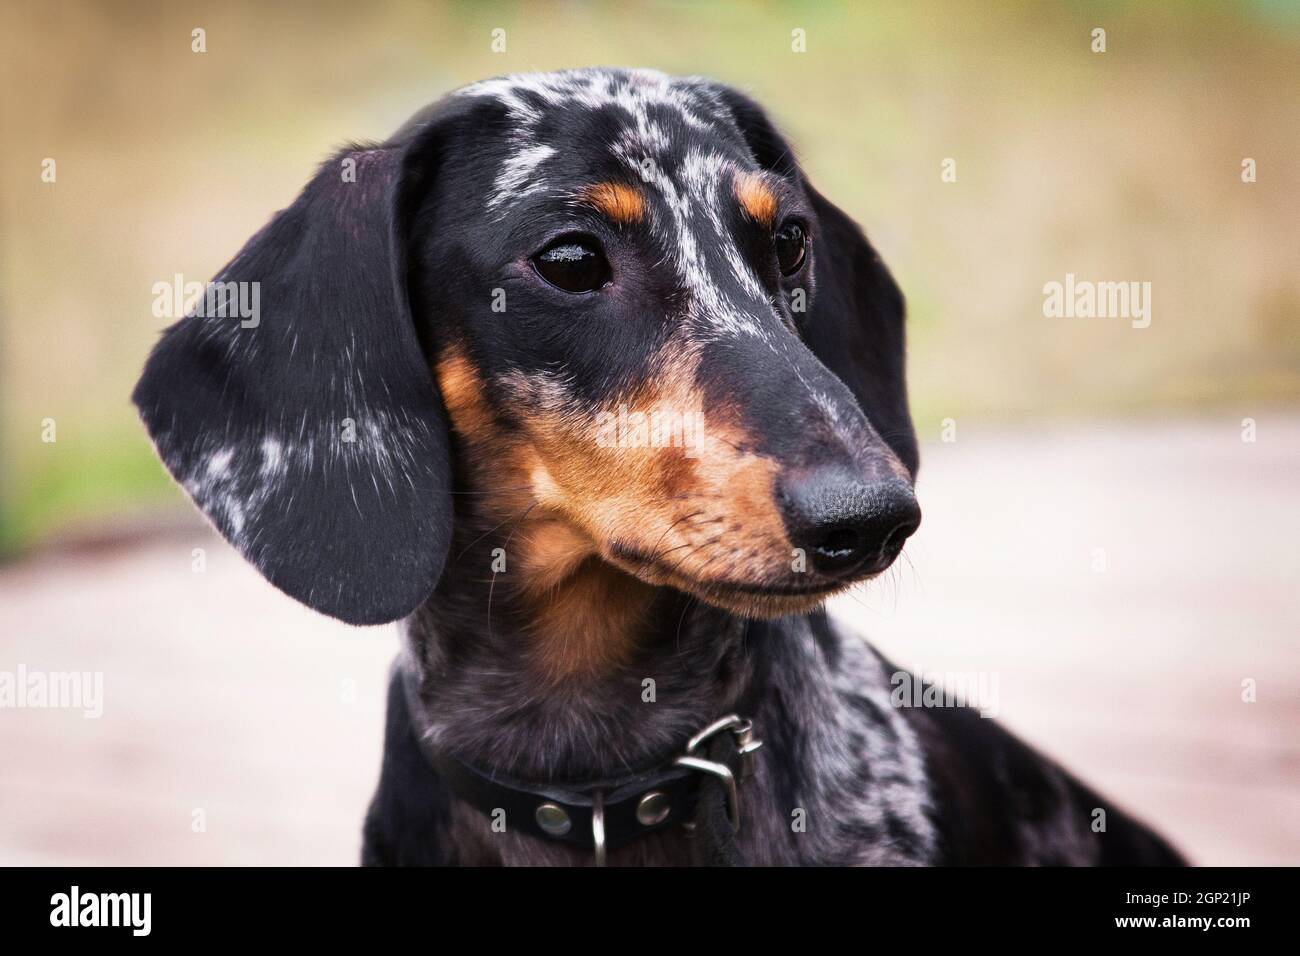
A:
[[134, 68, 1184, 866]]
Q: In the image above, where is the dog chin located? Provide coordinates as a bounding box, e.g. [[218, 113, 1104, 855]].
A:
[[665, 574, 849, 618], [689, 586, 840, 619]]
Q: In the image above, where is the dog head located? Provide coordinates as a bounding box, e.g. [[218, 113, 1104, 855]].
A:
[[134, 68, 919, 625]]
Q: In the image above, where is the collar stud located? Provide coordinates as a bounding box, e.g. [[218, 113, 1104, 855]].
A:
[[535, 802, 572, 836], [636, 790, 672, 826]]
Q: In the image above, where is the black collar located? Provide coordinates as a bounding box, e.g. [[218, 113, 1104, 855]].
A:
[[400, 667, 762, 865]]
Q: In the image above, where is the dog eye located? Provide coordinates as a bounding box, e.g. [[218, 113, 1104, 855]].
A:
[[774, 220, 808, 276], [532, 237, 612, 294]]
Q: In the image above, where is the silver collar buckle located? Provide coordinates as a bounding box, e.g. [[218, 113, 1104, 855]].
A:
[[590, 714, 761, 867], [674, 714, 763, 833]]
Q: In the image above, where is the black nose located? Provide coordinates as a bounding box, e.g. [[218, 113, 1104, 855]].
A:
[[778, 471, 921, 577]]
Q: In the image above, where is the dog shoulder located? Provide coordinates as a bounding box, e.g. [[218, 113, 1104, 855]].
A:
[[849, 636, 1187, 866], [773, 612, 940, 864]]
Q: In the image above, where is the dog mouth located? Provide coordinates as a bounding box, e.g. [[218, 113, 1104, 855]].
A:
[[699, 577, 845, 598], [606, 544, 858, 615]]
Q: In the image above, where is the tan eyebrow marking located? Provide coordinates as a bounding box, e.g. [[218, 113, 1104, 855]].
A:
[[581, 182, 646, 224], [733, 171, 778, 226]]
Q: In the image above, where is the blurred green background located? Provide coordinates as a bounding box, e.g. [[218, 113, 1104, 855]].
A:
[[2, 0, 1298, 554]]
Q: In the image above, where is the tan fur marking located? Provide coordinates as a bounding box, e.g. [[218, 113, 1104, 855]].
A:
[[528, 560, 654, 681], [435, 347, 495, 442], [734, 171, 778, 226], [516, 518, 596, 595], [582, 182, 646, 224]]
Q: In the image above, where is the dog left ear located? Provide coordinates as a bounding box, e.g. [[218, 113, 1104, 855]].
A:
[[717, 87, 920, 476], [133, 130, 455, 626]]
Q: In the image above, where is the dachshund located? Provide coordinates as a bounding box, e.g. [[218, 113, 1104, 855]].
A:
[[134, 68, 1184, 866]]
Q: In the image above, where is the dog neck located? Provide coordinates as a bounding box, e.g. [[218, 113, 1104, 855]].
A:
[[402, 508, 762, 780]]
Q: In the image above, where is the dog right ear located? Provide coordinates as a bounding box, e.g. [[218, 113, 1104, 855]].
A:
[[133, 112, 465, 626]]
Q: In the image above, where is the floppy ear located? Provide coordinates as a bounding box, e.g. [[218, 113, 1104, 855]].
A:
[[718, 88, 920, 476], [133, 133, 452, 625]]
